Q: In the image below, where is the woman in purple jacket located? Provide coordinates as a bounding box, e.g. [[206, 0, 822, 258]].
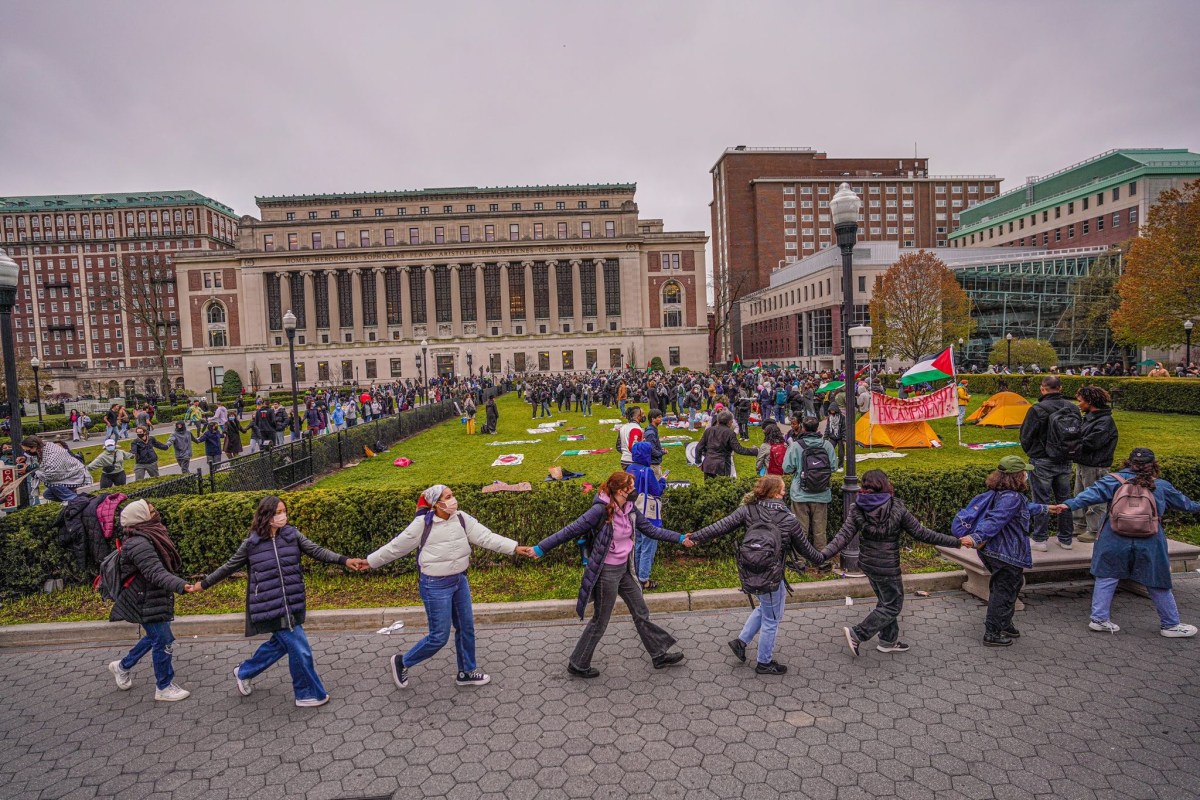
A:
[[532, 471, 687, 678]]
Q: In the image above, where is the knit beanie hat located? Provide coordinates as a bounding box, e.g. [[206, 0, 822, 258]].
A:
[[120, 499, 152, 528]]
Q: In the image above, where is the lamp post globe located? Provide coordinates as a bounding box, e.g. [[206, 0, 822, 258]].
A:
[[420, 338, 429, 383], [0, 248, 26, 495], [1185, 320, 1193, 372], [831, 184, 864, 574], [282, 310, 299, 439], [1006, 332, 1013, 371]]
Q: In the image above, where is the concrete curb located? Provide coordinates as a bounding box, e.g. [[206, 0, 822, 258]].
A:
[[0, 571, 968, 648]]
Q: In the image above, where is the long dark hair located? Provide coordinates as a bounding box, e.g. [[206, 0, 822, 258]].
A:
[[1120, 458, 1160, 489], [251, 495, 285, 539], [762, 423, 785, 445]]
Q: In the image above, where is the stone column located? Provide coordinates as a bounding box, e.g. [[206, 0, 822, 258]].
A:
[[522, 261, 536, 329], [570, 259, 583, 332], [350, 268, 364, 342], [399, 266, 412, 340], [424, 265, 437, 337], [449, 264, 462, 337], [473, 262, 486, 332], [498, 262, 511, 335], [301, 270, 317, 344], [546, 260, 559, 331], [372, 267, 387, 342], [594, 259, 608, 332]]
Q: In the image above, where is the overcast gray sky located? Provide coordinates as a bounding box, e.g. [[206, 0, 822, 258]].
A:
[[3, 0, 1199, 259]]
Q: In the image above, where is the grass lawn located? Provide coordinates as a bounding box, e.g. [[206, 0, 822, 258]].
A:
[[313, 392, 1200, 491], [73, 430, 256, 475]]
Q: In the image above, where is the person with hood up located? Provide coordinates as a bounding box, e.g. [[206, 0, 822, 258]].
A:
[[106, 499, 192, 702], [130, 425, 169, 481], [694, 411, 758, 480], [687, 475, 825, 675], [167, 422, 194, 475], [482, 395, 499, 434], [365, 485, 535, 690], [821, 470, 962, 656], [531, 471, 687, 678], [626, 441, 669, 591], [194, 421, 223, 472]]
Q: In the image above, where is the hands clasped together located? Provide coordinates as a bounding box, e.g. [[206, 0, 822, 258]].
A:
[[182, 557, 373, 593]]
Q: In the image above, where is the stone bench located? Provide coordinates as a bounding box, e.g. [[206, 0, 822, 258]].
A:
[[936, 538, 1200, 609]]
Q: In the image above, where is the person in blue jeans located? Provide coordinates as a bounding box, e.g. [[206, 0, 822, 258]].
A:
[[687, 475, 824, 674], [1050, 447, 1200, 639], [107, 500, 192, 702], [365, 485, 536, 689], [626, 441, 669, 590], [193, 496, 371, 707]]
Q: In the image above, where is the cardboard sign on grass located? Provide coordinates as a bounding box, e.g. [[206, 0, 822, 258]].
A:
[[491, 454, 525, 467]]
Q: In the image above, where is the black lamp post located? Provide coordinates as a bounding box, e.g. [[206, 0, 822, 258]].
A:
[[420, 338, 429, 385], [1185, 320, 1193, 373], [283, 310, 299, 441], [1006, 332, 1013, 371], [466, 349, 473, 381], [30, 356, 43, 432], [831, 182, 864, 575], [0, 250, 23, 472]]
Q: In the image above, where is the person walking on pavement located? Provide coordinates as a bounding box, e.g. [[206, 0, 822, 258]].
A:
[[106, 500, 192, 702], [365, 485, 533, 689], [87, 438, 129, 488], [190, 496, 370, 707], [167, 422, 194, 475], [130, 425, 169, 481], [1071, 386, 1118, 544], [1019, 376, 1080, 551]]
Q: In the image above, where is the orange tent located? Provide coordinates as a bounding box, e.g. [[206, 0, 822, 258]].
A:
[[855, 415, 942, 449], [967, 391, 1031, 428]]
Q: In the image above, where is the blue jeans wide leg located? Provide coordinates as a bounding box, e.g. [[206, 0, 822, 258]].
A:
[[120, 621, 175, 690], [449, 576, 477, 674], [1030, 459, 1074, 543], [405, 573, 475, 673], [634, 532, 660, 583], [742, 584, 787, 664], [239, 625, 327, 701]]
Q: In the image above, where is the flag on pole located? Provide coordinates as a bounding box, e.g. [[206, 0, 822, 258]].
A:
[[853, 364, 870, 380], [732, 355, 744, 372], [900, 347, 955, 387], [754, 360, 763, 373], [646, 360, 653, 374]]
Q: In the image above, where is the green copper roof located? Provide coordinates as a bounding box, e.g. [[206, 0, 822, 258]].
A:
[[0, 190, 237, 216], [954, 149, 1200, 235], [255, 183, 637, 205]]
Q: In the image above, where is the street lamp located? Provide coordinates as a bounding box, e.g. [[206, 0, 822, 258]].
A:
[[283, 310, 299, 443], [420, 338, 429, 384], [832, 182, 864, 575], [1006, 332, 1013, 371], [1185, 320, 1193, 372], [466, 348, 473, 381], [30, 357, 43, 431], [0, 249, 24, 488]]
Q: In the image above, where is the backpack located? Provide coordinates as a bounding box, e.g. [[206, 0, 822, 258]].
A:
[[95, 538, 135, 601], [1107, 475, 1159, 538], [799, 437, 832, 493], [1045, 405, 1084, 461], [767, 442, 788, 476], [775, 389, 787, 406], [952, 490, 997, 539], [736, 506, 785, 596]]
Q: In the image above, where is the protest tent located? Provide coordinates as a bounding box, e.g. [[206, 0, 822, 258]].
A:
[[855, 415, 942, 449], [967, 391, 1032, 428]]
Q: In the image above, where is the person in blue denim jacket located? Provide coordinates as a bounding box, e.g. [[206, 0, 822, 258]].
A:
[[958, 455, 1047, 647]]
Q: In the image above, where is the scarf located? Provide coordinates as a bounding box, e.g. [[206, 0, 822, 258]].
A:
[[124, 519, 182, 575]]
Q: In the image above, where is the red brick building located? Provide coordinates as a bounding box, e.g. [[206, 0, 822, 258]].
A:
[[710, 147, 1001, 361]]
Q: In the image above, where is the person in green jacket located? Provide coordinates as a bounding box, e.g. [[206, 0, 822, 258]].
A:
[[782, 416, 842, 574]]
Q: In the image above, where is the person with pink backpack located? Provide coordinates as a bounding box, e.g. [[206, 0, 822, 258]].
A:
[[1049, 447, 1200, 638]]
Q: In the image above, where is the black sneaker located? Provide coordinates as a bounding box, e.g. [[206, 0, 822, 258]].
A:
[[652, 651, 685, 669], [567, 663, 599, 679], [755, 661, 788, 675], [843, 627, 860, 657], [455, 670, 491, 687], [728, 638, 747, 663], [1003, 626, 1021, 638], [983, 633, 1013, 647], [391, 654, 409, 688], [876, 640, 910, 653]]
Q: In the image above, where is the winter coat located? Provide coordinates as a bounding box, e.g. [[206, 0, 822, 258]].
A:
[[109, 532, 186, 625], [36, 442, 91, 486], [626, 441, 668, 526], [167, 430, 193, 460], [695, 424, 757, 478], [201, 525, 348, 636], [782, 434, 839, 504], [1065, 471, 1200, 590], [966, 490, 1046, 569], [53, 495, 93, 571], [131, 436, 168, 465], [1019, 392, 1078, 463], [823, 495, 960, 578], [643, 423, 665, 466], [223, 420, 244, 456], [1073, 409, 1118, 468], [196, 429, 222, 459], [535, 497, 683, 618], [367, 511, 516, 577], [251, 408, 277, 438], [692, 498, 824, 593]]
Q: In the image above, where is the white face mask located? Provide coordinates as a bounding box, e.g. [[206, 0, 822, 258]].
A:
[[271, 512, 288, 528], [439, 497, 459, 514]]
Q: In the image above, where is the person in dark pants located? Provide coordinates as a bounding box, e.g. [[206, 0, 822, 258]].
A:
[[532, 471, 687, 678], [822, 470, 961, 655], [958, 456, 1047, 647], [1019, 376, 1079, 551]]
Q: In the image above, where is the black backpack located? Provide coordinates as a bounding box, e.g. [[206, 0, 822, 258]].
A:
[[736, 506, 786, 596], [1045, 405, 1083, 461], [95, 535, 137, 602], [799, 437, 833, 493]]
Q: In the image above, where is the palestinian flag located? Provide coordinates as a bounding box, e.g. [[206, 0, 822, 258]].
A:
[[754, 360, 763, 373], [732, 356, 744, 372], [815, 380, 844, 395], [900, 347, 955, 387], [646, 360, 653, 374], [853, 364, 870, 380]]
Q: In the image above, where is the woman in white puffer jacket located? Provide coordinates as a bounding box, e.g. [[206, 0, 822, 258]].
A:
[[365, 484, 536, 690]]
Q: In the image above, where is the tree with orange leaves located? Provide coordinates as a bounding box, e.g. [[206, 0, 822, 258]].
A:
[[869, 250, 974, 364]]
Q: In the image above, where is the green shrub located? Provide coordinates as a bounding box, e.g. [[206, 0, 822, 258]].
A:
[[221, 370, 244, 398], [953, 375, 1200, 414]]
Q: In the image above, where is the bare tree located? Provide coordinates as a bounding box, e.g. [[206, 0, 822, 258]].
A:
[[709, 270, 752, 366], [869, 250, 974, 364], [98, 252, 178, 397]]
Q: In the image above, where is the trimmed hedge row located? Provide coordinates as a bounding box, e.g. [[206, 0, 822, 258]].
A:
[[4, 455, 1199, 600], [945, 376, 1200, 415]]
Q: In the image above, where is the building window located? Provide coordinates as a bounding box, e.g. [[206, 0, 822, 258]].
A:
[[581, 221, 591, 239], [561, 350, 574, 370], [466, 205, 476, 213], [443, 205, 453, 214], [360, 230, 370, 247], [263, 234, 274, 251], [420, 206, 429, 215], [489, 204, 499, 212], [1130, 208, 1138, 225], [604, 221, 616, 238], [1097, 215, 1104, 231], [270, 364, 282, 384], [434, 227, 445, 244], [286, 212, 295, 221], [1068, 224, 1075, 238], [308, 212, 317, 220], [534, 202, 543, 211], [538, 351, 550, 371], [485, 224, 495, 242], [287, 233, 298, 251], [352, 209, 361, 217], [1113, 212, 1120, 228], [409, 227, 419, 245], [1083, 219, 1090, 235], [365, 359, 377, 379], [330, 211, 340, 219], [390, 358, 404, 377], [557, 222, 567, 239], [460, 225, 470, 243], [398, 207, 407, 215], [1129, 181, 1137, 196], [384, 229, 395, 246], [509, 224, 519, 241], [533, 223, 543, 240]]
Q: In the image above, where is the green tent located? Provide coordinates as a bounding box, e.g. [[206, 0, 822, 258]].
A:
[[1137, 359, 1158, 367]]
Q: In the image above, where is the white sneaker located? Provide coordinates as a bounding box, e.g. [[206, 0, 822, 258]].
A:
[[108, 660, 132, 690], [1160, 624, 1198, 638], [234, 667, 252, 696], [295, 695, 330, 707], [1031, 541, 1049, 552], [1089, 619, 1120, 634], [1057, 539, 1073, 550], [154, 684, 191, 702]]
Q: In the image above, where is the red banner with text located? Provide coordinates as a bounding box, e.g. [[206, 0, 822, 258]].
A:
[[870, 385, 957, 425]]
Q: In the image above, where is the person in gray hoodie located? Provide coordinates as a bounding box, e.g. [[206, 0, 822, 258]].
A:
[[166, 422, 194, 475]]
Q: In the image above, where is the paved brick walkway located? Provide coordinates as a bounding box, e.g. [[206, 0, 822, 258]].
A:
[[2, 581, 1198, 800]]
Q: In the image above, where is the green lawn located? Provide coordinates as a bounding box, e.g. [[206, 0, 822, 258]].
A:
[[313, 392, 1200, 491], [73, 430, 256, 475]]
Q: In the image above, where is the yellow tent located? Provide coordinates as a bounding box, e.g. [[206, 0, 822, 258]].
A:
[[855, 415, 942, 449], [967, 391, 1032, 428]]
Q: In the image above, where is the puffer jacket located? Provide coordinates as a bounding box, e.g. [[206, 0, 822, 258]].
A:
[[823, 494, 960, 577], [692, 498, 824, 593], [1074, 408, 1118, 468], [367, 511, 516, 577], [695, 424, 758, 477], [109, 533, 186, 625], [202, 525, 349, 636]]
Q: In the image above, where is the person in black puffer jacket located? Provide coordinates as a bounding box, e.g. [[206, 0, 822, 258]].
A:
[[689, 475, 825, 675], [1071, 385, 1119, 543], [106, 499, 191, 702], [822, 470, 961, 656], [695, 411, 758, 479], [194, 495, 369, 708]]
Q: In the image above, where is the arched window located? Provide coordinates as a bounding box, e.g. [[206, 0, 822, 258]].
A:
[[174, 377, 186, 390], [206, 301, 226, 324], [145, 378, 157, 395], [662, 281, 683, 328], [205, 300, 228, 347], [123, 379, 137, 398], [662, 281, 682, 305]]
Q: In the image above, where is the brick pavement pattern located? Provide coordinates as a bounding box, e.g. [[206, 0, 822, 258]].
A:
[[2, 582, 1199, 800]]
